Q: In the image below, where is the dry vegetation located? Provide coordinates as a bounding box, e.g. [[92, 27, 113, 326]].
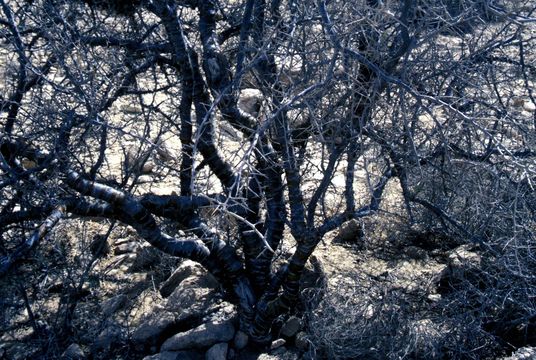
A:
[[0, 0, 535, 359]]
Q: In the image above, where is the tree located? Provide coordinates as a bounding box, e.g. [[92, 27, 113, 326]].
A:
[[0, 0, 535, 355]]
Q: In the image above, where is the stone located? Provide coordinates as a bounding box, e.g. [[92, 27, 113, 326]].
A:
[[336, 219, 365, 243], [205, 343, 228, 360], [62, 343, 85, 359], [238, 88, 263, 117], [523, 101, 536, 112], [161, 320, 235, 351], [502, 346, 536, 360], [233, 330, 248, 350], [294, 332, 309, 351], [159, 260, 208, 298], [142, 350, 204, 360], [114, 241, 138, 255], [270, 338, 286, 350], [279, 316, 301, 338], [137, 175, 153, 183], [141, 161, 155, 174], [131, 275, 218, 348], [101, 294, 127, 316], [21, 158, 37, 169]]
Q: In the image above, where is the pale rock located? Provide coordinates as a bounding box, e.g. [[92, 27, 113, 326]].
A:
[[238, 88, 263, 117], [137, 175, 153, 184], [114, 241, 138, 255], [159, 260, 208, 297], [523, 100, 536, 112], [270, 338, 286, 350]]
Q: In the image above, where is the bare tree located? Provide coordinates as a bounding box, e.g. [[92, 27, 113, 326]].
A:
[[0, 0, 535, 356]]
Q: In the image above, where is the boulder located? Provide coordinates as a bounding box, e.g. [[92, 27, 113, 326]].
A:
[[142, 350, 204, 360], [523, 101, 536, 112], [205, 343, 228, 360], [161, 320, 235, 351], [101, 294, 127, 316], [159, 260, 209, 298], [131, 274, 218, 348]]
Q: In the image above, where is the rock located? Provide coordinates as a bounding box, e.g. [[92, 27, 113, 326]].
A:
[[130, 245, 161, 272], [131, 275, 218, 348], [132, 309, 186, 348], [21, 158, 37, 169], [202, 302, 236, 325], [142, 350, 204, 360], [513, 97, 525, 107], [270, 338, 286, 350], [233, 330, 248, 350], [258, 350, 299, 360], [93, 323, 122, 352], [502, 346, 536, 360], [62, 343, 85, 359], [101, 294, 127, 316], [141, 161, 155, 174], [238, 88, 263, 117], [160, 260, 208, 297], [137, 175, 153, 183], [161, 320, 235, 351], [294, 332, 309, 351], [205, 343, 228, 360], [336, 219, 365, 243], [279, 316, 301, 338], [523, 101, 536, 112], [114, 241, 138, 255]]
